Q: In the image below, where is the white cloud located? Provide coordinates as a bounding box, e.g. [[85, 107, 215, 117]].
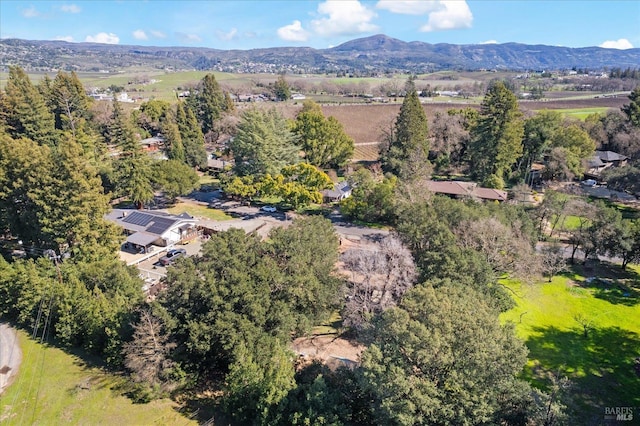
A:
[[216, 28, 238, 41], [133, 29, 148, 40], [277, 20, 310, 42], [55, 35, 74, 42], [480, 39, 498, 44], [599, 38, 634, 49], [310, 1, 379, 37], [22, 6, 40, 18], [420, 1, 473, 32], [60, 4, 81, 13], [150, 30, 167, 39], [175, 32, 202, 43], [376, 0, 443, 15], [85, 32, 120, 44]]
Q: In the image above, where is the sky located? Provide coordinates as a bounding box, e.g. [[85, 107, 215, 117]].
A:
[[1, 1, 638, 51]]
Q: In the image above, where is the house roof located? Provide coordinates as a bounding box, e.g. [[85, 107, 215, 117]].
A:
[[207, 158, 233, 169], [126, 231, 158, 246], [426, 180, 508, 202], [596, 150, 627, 162], [106, 209, 196, 236], [425, 181, 472, 197], [588, 156, 605, 168], [323, 181, 352, 199]]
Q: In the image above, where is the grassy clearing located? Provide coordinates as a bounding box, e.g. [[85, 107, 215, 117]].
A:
[[551, 107, 609, 120], [311, 311, 343, 336], [167, 202, 233, 221], [0, 330, 196, 425], [558, 214, 584, 231], [500, 264, 640, 423]]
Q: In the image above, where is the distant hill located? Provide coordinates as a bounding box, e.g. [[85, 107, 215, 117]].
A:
[[1, 34, 639, 73]]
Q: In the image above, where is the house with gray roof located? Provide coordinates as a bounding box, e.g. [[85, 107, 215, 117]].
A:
[[425, 180, 508, 202], [323, 181, 353, 202], [106, 209, 197, 250], [586, 150, 628, 179]]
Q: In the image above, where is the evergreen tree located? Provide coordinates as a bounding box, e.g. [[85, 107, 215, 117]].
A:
[[186, 73, 232, 135], [273, 73, 291, 101], [176, 102, 207, 168], [0, 131, 52, 245], [468, 81, 524, 188], [622, 85, 640, 127], [108, 99, 154, 209], [380, 80, 430, 179], [2, 66, 57, 146], [50, 71, 94, 134], [230, 107, 300, 176], [160, 119, 185, 163], [39, 134, 121, 261], [293, 100, 354, 169]]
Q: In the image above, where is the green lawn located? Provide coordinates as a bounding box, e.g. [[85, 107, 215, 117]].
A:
[[550, 107, 609, 120], [167, 203, 233, 221], [500, 264, 640, 423], [0, 330, 197, 425]]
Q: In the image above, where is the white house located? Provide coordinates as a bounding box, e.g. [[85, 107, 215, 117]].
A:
[[106, 209, 198, 249]]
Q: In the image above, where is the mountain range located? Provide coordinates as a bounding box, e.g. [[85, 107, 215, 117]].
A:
[[1, 34, 639, 73]]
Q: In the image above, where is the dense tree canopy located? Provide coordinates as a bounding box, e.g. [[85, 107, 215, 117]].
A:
[[186, 73, 233, 135], [292, 100, 354, 169], [2, 66, 57, 146], [230, 108, 300, 177], [359, 283, 530, 425]]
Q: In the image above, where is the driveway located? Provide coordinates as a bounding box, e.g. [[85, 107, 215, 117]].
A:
[[0, 323, 21, 395]]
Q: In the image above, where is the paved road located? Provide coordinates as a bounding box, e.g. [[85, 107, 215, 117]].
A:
[[0, 323, 21, 395], [180, 191, 390, 241]]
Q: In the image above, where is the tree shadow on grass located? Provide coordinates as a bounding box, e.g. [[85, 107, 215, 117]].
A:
[[562, 261, 640, 306], [525, 325, 640, 425]]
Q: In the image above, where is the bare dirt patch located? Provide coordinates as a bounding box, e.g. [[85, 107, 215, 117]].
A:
[[292, 335, 364, 371]]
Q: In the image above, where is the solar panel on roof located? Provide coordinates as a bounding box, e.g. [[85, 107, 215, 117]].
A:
[[122, 211, 154, 226], [146, 217, 177, 235]]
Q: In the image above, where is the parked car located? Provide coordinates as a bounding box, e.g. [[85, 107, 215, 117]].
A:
[[159, 248, 187, 265], [261, 205, 277, 212]]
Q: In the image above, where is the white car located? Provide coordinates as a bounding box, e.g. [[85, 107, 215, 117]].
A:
[[261, 205, 277, 212]]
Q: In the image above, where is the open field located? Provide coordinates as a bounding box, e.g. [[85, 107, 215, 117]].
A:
[[0, 329, 197, 425], [501, 263, 640, 425]]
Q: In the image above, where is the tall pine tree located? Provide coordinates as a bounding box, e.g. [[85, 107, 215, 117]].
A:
[[108, 99, 154, 209], [2, 66, 57, 147], [186, 73, 233, 135], [39, 134, 121, 260], [468, 81, 524, 188], [380, 79, 430, 180], [176, 102, 207, 169]]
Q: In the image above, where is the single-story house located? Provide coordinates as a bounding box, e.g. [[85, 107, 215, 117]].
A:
[[425, 180, 508, 202], [585, 150, 628, 179], [139, 135, 164, 152], [106, 209, 198, 250], [323, 181, 353, 202]]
